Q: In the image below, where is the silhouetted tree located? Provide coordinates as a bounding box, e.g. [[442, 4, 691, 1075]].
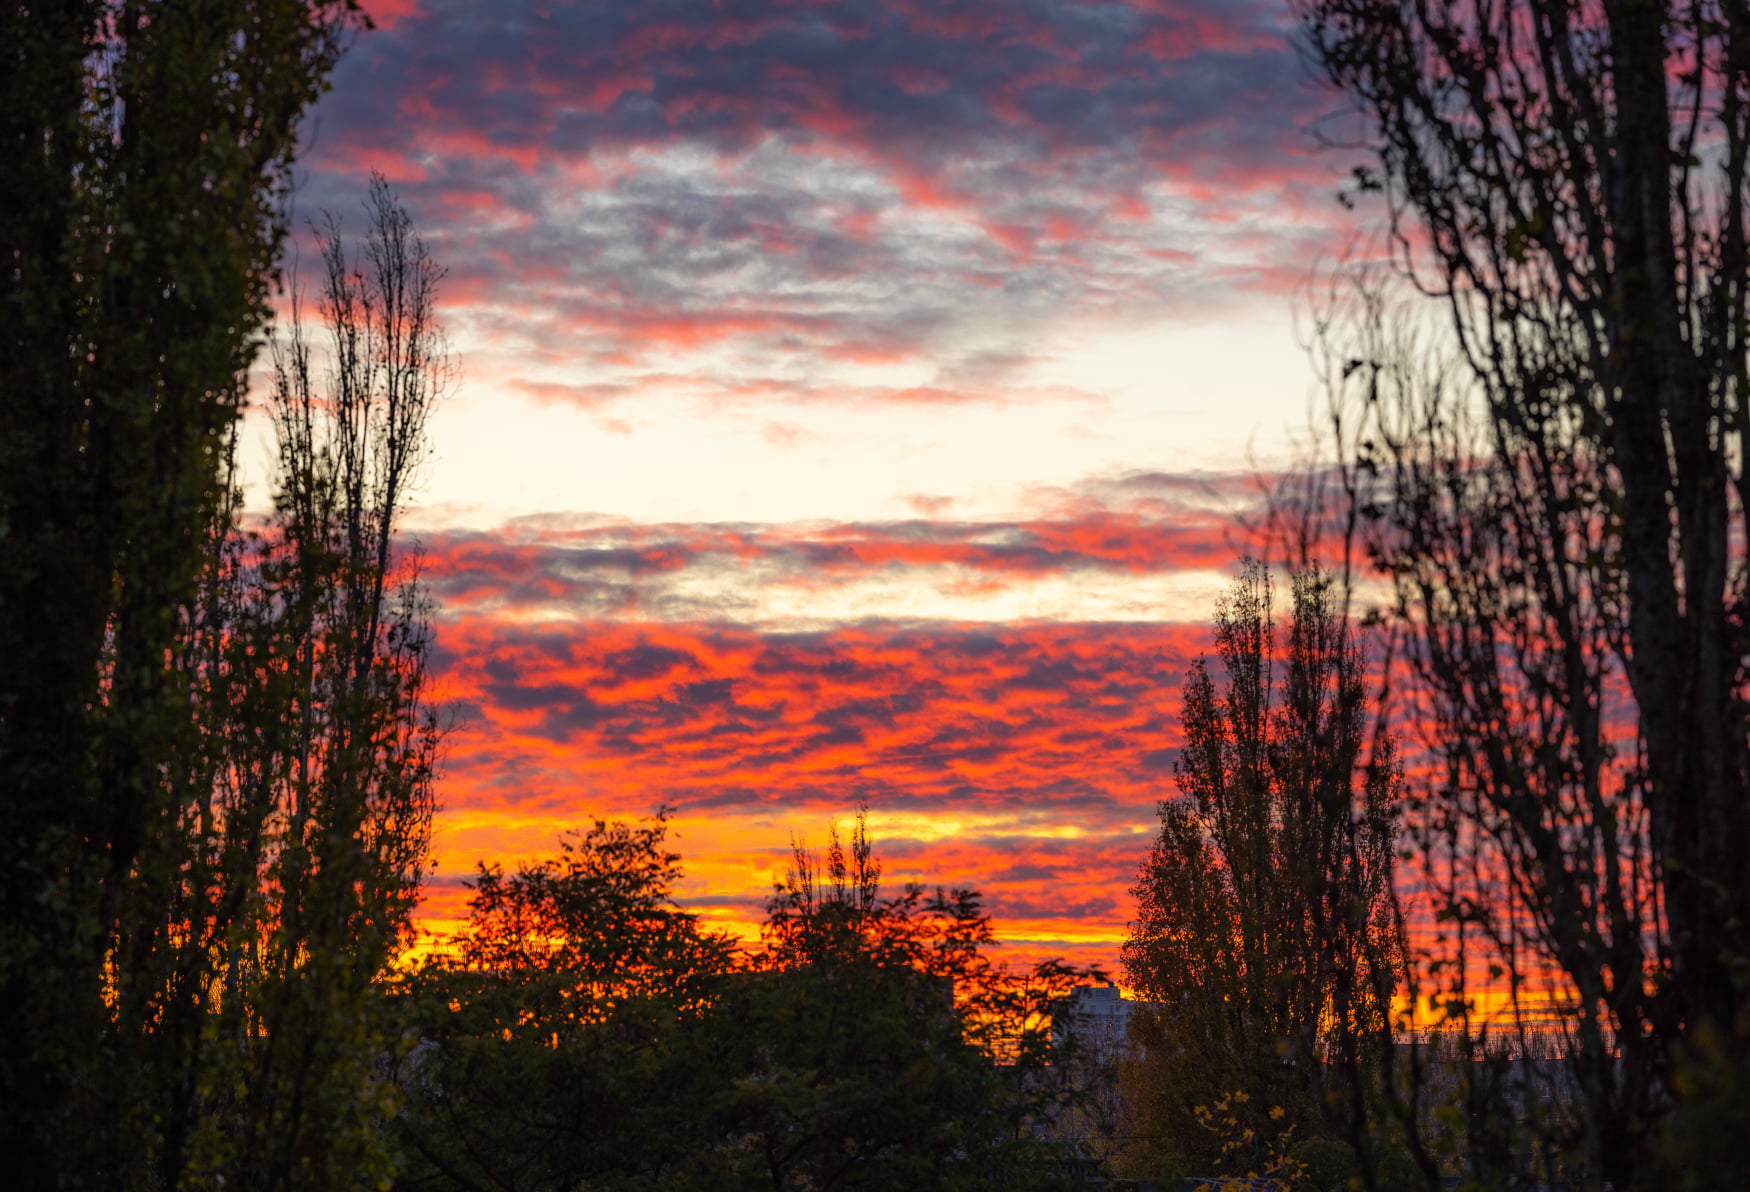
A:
[[1294, 0, 1750, 1184], [0, 3, 371, 1185], [183, 173, 448, 1190], [391, 811, 739, 1190], [748, 812, 1097, 1190], [394, 810, 1100, 1192], [1122, 561, 1400, 1183]]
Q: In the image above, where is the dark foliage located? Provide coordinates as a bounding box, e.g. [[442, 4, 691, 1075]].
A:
[[1294, 0, 1750, 1183], [0, 5, 441, 1188], [1122, 562, 1400, 1182], [392, 810, 1100, 1192], [185, 174, 447, 1189]]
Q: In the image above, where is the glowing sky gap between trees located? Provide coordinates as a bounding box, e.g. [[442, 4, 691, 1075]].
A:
[[272, 0, 1376, 969]]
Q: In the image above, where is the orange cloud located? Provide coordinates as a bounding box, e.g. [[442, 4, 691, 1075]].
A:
[[420, 617, 1212, 972]]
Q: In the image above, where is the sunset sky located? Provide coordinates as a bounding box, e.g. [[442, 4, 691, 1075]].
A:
[[276, 0, 1378, 969]]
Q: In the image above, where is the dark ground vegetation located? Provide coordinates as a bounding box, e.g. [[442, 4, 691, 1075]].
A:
[[390, 811, 1103, 1192]]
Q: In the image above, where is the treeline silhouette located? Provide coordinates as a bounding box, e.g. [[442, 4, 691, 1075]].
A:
[[390, 810, 1102, 1190]]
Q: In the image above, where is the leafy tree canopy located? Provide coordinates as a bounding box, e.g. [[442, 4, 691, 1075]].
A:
[[393, 809, 1102, 1192]]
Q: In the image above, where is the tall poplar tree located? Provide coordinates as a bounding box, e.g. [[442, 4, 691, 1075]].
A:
[[1295, 1, 1750, 1183], [1123, 562, 1400, 1181], [0, 6, 444, 1185]]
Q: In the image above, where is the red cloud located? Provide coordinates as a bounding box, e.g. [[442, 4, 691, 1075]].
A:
[[422, 617, 1213, 971], [286, 0, 1359, 408]]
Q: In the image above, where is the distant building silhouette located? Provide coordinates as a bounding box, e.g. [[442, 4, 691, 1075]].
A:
[[1054, 980, 1135, 1063]]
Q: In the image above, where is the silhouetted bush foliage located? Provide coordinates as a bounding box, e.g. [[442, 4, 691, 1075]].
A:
[[390, 809, 1102, 1191]]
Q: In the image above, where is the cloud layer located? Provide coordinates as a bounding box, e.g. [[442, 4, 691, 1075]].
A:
[[425, 616, 1208, 967], [302, 1, 1351, 412], [418, 469, 1260, 625], [295, 4, 1353, 969], [408, 474, 1273, 963]]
